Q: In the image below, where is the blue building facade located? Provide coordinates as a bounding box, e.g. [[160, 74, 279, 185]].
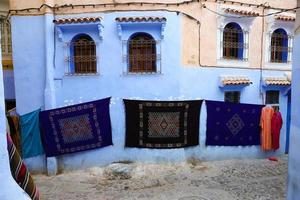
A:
[[10, 4, 294, 173]]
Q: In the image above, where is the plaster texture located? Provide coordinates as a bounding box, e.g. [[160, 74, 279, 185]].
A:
[[10, 11, 291, 173], [3, 69, 15, 100], [0, 25, 31, 200], [287, 5, 300, 198]]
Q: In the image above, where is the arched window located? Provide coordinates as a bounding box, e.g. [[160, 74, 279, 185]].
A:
[[270, 28, 288, 63], [70, 34, 96, 74], [223, 23, 244, 60], [128, 33, 156, 73]]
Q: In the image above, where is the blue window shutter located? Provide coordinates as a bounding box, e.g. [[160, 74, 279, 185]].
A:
[[282, 35, 288, 62], [238, 31, 244, 60], [70, 43, 75, 73]]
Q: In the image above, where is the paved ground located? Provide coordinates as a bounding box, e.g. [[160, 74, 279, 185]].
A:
[[34, 156, 288, 200]]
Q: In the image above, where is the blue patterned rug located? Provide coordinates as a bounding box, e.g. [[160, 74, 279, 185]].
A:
[[206, 100, 264, 146], [39, 98, 113, 157]]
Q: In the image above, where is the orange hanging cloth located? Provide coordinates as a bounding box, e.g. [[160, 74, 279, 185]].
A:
[[271, 111, 283, 150], [260, 106, 274, 151]]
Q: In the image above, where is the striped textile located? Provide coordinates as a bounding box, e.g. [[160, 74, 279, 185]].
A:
[[7, 134, 40, 200], [7, 115, 22, 156]]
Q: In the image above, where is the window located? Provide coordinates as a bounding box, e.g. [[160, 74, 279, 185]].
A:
[[224, 91, 240, 103], [266, 90, 279, 109], [223, 23, 244, 60], [0, 18, 12, 57], [116, 16, 165, 74], [128, 33, 156, 73], [270, 28, 288, 63], [70, 34, 97, 74]]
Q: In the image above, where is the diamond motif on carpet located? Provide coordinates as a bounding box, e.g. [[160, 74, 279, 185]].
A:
[[226, 114, 245, 135], [58, 114, 94, 144], [148, 112, 180, 138]]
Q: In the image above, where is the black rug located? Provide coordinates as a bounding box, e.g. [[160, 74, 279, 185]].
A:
[[124, 99, 202, 148]]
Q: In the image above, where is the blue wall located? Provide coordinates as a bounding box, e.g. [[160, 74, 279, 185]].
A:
[[11, 12, 290, 172], [287, 33, 300, 200], [3, 70, 15, 100]]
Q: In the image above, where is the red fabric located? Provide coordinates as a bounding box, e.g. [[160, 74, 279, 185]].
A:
[[271, 112, 283, 150], [17, 164, 27, 183], [268, 157, 278, 162]]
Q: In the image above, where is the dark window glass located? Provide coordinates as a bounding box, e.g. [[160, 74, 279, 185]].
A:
[[266, 90, 280, 104], [128, 33, 156, 73], [224, 91, 241, 103]]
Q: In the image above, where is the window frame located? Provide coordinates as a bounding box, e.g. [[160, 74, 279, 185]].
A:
[[265, 90, 280, 108], [222, 22, 245, 60], [116, 18, 165, 75], [127, 32, 157, 73], [270, 28, 289, 63], [0, 18, 12, 58], [54, 19, 103, 77], [224, 91, 241, 103], [69, 34, 97, 74], [264, 19, 294, 69]]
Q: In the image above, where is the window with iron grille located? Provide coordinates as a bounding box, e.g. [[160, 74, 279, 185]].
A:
[[270, 29, 288, 63], [0, 18, 12, 57], [128, 33, 157, 73], [266, 90, 279, 105], [224, 91, 240, 103], [69, 34, 97, 74], [222, 23, 244, 60]]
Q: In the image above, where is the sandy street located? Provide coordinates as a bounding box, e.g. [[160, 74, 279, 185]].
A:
[[34, 156, 288, 200]]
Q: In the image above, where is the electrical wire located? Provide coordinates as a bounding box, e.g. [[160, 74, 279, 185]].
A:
[[3, 0, 298, 22], [3, 0, 296, 71], [201, 3, 298, 19]]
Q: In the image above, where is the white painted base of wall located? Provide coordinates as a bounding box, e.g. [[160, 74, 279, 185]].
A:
[[47, 157, 58, 176]]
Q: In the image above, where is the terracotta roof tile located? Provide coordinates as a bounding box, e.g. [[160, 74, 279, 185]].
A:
[[115, 16, 166, 23], [264, 77, 291, 86], [275, 15, 295, 22], [221, 76, 253, 86], [53, 17, 102, 24], [225, 8, 259, 17]]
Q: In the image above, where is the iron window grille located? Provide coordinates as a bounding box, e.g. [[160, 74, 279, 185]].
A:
[[270, 30, 291, 63], [122, 33, 161, 74], [222, 28, 245, 60], [224, 91, 241, 103], [65, 35, 97, 74], [219, 23, 249, 61], [0, 18, 12, 58]]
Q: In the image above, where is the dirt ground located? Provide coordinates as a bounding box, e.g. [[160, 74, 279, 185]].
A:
[[34, 156, 288, 200]]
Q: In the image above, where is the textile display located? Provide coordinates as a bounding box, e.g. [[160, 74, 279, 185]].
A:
[[7, 134, 40, 200], [20, 109, 44, 158], [206, 100, 264, 146], [7, 115, 22, 157], [124, 99, 202, 148], [260, 106, 275, 151], [271, 111, 283, 150], [39, 97, 113, 157]]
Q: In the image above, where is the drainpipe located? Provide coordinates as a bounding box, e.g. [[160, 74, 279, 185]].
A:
[[0, 21, 31, 200], [43, 0, 57, 176]]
